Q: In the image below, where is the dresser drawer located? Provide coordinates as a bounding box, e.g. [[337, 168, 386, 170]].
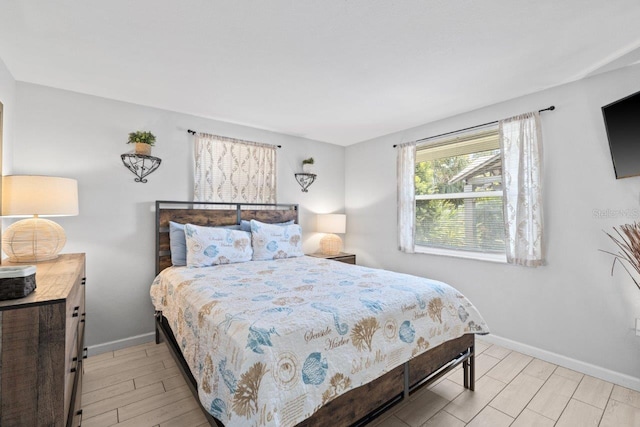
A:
[[64, 273, 84, 426], [65, 280, 82, 373], [68, 360, 83, 427], [64, 329, 80, 426], [65, 275, 83, 350], [76, 278, 86, 357]]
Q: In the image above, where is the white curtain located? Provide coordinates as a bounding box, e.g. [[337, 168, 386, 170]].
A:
[[397, 142, 416, 253], [194, 133, 277, 204], [499, 112, 544, 266]]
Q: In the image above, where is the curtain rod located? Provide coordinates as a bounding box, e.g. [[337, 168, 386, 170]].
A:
[[392, 106, 555, 148], [187, 129, 282, 148]]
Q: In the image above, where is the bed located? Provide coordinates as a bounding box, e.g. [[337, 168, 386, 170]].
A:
[[151, 201, 489, 426]]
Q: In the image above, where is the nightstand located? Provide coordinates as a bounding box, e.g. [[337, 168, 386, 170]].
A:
[[307, 252, 356, 265]]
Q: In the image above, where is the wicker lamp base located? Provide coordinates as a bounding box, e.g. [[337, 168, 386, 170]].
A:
[[320, 233, 343, 256], [2, 217, 67, 262]]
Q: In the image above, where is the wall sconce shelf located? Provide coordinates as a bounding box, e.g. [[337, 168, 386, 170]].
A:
[[121, 154, 162, 183], [294, 173, 316, 192]]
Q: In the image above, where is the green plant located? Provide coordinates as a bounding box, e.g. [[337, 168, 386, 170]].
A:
[[127, 131, 156, 146], [302, 157, 314, 165]]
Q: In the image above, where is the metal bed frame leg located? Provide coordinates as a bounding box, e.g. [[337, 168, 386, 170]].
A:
[[155, 311, 162, 344], [463, 359, 469, 389], [469, 345, 475, 391], [462, 344, 475, 391]]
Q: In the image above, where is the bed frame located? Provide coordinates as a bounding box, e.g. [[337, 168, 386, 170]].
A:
[[153, 200, 475, 426]]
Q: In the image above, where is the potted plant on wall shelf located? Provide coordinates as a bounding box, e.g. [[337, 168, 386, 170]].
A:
[[302, 157, 315, 174], [128, 131, 156, 156]]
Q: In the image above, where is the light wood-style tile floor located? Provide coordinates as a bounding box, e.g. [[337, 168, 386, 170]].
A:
[[82, 339, 640, 426]]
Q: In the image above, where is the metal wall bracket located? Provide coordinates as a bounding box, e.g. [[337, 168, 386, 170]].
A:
[[121, 154, 162, 183], [294, 173, 316, 192]]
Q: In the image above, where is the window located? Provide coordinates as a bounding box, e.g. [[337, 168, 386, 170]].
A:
[[414, 126, 506, 258], [399, 111, 544, 265]]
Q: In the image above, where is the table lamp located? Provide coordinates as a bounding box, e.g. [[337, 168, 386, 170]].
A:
[[317, 213, 346, 256], [2, 175, 79, 262]]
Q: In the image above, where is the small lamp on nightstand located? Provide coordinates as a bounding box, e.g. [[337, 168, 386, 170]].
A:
[[1, 175, 79, 262], [317, 214, 346, 256]]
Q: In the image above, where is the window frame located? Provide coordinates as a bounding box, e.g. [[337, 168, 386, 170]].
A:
[[413, 126, 507, 263]]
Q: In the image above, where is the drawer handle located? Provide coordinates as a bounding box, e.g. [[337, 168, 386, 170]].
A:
[[71, 357, 78, 373], [72, 306, 80, 317], [81, 313, 86, 323], [81, 278, 86, 286], [83, 347, 88, 359], [77, 409, 83, 427]]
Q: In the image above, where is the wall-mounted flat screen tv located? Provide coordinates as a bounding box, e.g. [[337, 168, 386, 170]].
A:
[[603, 89, 640, 179]]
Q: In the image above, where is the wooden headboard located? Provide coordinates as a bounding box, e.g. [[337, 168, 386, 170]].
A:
[[155, 201, 299, 274]]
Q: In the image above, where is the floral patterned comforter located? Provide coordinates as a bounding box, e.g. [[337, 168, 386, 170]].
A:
[[150, 256, 488, 427]]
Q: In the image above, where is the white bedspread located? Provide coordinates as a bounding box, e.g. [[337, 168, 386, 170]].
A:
[[150, 256, 488, 426]]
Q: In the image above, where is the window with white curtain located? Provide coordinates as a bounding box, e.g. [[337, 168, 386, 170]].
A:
[[414, 125, 506, 260], [194, 133, 277, 204], [398, 111, 544, 266]]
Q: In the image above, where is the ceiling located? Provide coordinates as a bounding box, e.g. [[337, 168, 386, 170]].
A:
[[0, 1, 639, 146]]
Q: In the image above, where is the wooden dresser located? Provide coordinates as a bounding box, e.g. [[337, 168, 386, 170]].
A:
[[0, 253, 86, 427]]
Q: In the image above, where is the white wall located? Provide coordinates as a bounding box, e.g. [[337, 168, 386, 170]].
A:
[[0, 56, 15, 173], [11, 82, 345, 350], [345, 64, 640, 385]]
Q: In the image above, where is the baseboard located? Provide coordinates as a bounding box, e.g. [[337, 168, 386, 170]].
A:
[[480, 334, 640, 392], [87, 332, 155, 356]]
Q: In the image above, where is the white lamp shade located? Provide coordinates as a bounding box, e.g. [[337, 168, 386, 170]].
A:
[[316, 214, 346, 234], [2, 175, 79, 217]]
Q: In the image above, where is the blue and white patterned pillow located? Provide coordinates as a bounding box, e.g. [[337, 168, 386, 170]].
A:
[[169, 221, 241, 266], [251, 219, 303, 260], [184, 224, 252, 267]]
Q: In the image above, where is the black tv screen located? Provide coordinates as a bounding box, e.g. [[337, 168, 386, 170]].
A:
[[603, 90, 640, 179]]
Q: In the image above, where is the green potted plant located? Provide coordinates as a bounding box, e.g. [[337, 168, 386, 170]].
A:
[[302, 157, 315, 174], [127, 131, 156, 156]]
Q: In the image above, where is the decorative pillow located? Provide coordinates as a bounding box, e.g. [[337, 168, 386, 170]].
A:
[[251, 219, 303, 260], [184, 224, 252, 267], [169, 222, 241, 266], [240, 219, 294, 232]]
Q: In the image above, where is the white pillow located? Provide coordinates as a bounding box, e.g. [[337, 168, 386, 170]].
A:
[[251, 219, 303, 260], [184, 224, 252, 267]]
